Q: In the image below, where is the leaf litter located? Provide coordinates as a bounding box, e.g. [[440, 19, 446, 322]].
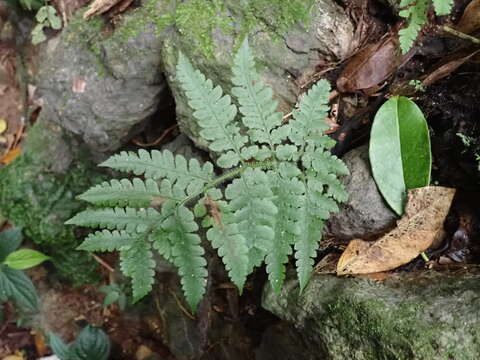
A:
[[337, 186, 456, 275]]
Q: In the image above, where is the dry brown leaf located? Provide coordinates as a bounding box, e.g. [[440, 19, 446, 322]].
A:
[[337, 186, 456, 275], [1, 146, 21, 164], [336, 36, 401, 93], [83, 0, 122, 19], [422, 50, 480, 87], [456, 0, 480, 34]]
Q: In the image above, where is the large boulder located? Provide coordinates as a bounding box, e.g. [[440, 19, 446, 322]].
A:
[[261, 271, 480, 359], [158, 0, 360, 148], [37, 11, 169, 152]]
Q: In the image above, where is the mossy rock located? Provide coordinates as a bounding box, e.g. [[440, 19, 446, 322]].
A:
[[0, 117, 106, 284], [262, 271, 480, 359]]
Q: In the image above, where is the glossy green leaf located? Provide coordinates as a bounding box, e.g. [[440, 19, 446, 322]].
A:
[[4, 249, 50, 270], [369, 96, 431, 215]]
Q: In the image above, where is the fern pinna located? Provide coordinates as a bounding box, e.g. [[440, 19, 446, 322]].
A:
[[67, 40, 348, 312]]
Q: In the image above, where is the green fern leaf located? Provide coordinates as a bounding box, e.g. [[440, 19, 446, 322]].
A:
[[232, 40, 283, 151], [206, 209, 249, 290], [120, 238, 156, 302], [66, 207, 160, 233], [266, 168, 304, 293], [289, 80, 331, 148], [162, 206, 207, 311], [101, 150, 214, 196], [294, 185, 323, 293], [398, 0, 429, 53], [177, 53, 248, 168], [77, 230, 134, 252], [225, 168, 277, 270], [432, 0, 453, 16], [77, 178, 162, 207]]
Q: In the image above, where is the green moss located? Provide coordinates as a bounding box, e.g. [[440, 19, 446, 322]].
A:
[[112, 0, 313, 58], [0, 122, 105, 284]]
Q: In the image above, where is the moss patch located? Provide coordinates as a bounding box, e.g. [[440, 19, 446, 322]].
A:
[[0, 121, 105, 284], [113, 0, 314, 57]]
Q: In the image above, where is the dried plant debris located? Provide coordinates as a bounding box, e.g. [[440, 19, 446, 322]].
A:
[[337, 186, 456, 275]]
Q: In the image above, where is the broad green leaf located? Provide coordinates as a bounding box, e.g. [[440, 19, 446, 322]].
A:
[[0, 265, 38, 312], [4, 249, 50, 270], [49, 333, 72, 360], [71, 325, 111, 360], [369, 96, 431, 215], [0, 228, 23, 263]]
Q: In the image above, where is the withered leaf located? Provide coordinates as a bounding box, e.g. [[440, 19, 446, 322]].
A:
[[337, 186, 456, 275], [83, 0, 122, 19], [455, 0, 480, 35], [337, 36, 401, 93], [422, 50, 480, 87]]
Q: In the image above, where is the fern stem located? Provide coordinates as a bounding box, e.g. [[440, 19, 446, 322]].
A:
[[180, 159, 276, 206]]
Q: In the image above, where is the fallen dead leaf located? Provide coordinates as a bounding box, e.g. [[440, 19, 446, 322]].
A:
[[337, 186, 456, 275], [456, 0, 480, 35], [422, 50, 480, 87], [34, 331, 49, 357], [337, 35, 403, 93], [1, 146, 21, 164], [83, 0, 124, 19]]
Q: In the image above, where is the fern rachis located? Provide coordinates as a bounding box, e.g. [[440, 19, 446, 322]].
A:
[[67, 40, 348, 311]]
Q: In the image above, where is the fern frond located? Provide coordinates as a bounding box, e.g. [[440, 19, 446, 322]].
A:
[[66, 207, 160, 233], [77, 178, 162, 207], [294, 186, 323, 293], [289, 80, 331, 148], [119, 238, 156, 302], [266, 169, 304, 293], [177, 53, 248, 168], [232, 40, 283, 150], [225, 168, 277, 270], [77, 230, 134, 252], [101, 150, 215, 196], [206, 209, 249, 290], [398, 0, 429, 53], [432, 0, 453, 15], [162, 206, 207, 311]]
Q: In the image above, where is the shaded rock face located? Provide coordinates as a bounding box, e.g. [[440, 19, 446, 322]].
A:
[[37, 13, 169, 152], [160, 0, 360, 149], [326, 145, 397, 241], [262, 272, 480, 360]]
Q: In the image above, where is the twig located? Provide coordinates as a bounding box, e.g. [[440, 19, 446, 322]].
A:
[[91, 254, 114, 272], [442, 26, 480, 45], [168, 289, 196, 320], [132, 124, 178, 147]]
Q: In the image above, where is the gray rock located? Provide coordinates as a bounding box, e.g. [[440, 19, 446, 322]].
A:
[[37, 12, 169, 152], [160, 0, 359, 149], [262, 271, 480, 360], [326, 145, 397, 241]]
